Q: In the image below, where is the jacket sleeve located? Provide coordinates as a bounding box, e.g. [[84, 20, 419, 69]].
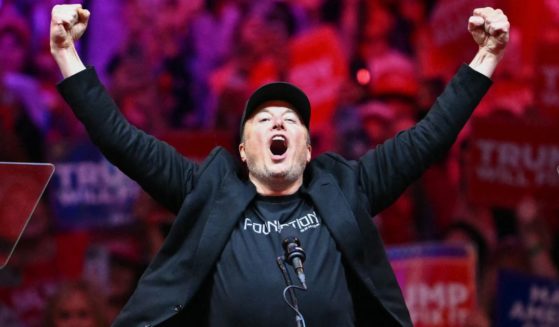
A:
[[358, 64, 492, 215], [57, 67, 197, 213]]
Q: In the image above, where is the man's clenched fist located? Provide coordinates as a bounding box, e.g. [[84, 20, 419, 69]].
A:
[[50, 4, 90, 53], [468, 7, 510, 59]]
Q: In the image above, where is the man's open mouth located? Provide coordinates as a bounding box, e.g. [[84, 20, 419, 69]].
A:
[[270, 135, 288, 156]]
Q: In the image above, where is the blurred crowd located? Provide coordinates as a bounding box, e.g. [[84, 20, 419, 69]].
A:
[[0, 0, 558, 326]]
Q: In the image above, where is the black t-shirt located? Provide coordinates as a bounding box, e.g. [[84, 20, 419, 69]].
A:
[[209, 192, 355, 326]]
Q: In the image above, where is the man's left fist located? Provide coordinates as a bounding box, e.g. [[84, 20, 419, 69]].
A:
[[468, 7, 510, 58]]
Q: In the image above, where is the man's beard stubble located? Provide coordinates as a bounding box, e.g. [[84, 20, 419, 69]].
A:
[[246, 157, 307, 188]]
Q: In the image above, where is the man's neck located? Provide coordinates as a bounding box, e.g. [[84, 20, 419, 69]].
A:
[[249, 174, 303, 196]]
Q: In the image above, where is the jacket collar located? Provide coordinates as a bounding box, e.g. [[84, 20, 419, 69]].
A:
[[193, 172, 257, 272], [301, 172, 367, 266]]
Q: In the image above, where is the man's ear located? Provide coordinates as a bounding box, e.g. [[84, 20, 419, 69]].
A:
[[239, 143, 246, 162], [306, 143, 312, 163]]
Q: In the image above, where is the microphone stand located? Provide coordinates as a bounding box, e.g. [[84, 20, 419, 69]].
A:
[[276, 256, 305, 327]]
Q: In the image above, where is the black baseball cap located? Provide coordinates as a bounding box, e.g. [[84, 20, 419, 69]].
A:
[[240, 82, 311, 137]]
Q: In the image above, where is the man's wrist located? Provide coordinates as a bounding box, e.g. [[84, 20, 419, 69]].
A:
[[51, 45, 86, 78], [469, 48, 504, 78]]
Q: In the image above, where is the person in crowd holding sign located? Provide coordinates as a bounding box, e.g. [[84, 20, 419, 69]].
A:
[[49, 4, 509, 326]]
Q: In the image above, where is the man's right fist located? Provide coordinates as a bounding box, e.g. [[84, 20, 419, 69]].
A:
[[50, 4, 90, 52]]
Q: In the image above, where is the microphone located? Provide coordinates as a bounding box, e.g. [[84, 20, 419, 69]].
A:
[[282, 236, 307, 289]]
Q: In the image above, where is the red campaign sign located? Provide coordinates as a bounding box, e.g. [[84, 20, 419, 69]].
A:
[[534, 41, 559, 119], [466, 117, 559, 208], [287, 26, 348, 130], [388, 243, 477, 327]]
